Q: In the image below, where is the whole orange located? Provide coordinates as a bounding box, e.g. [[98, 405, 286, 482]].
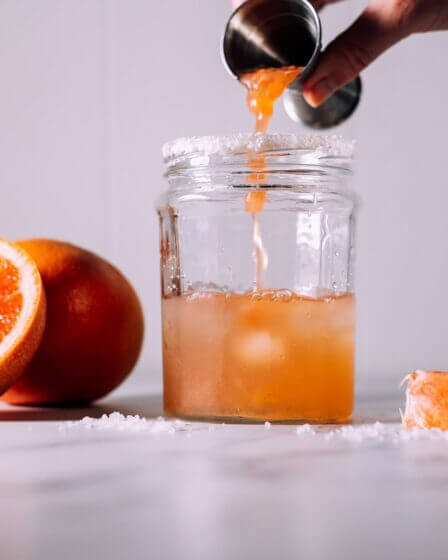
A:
[[2, 239, 144, 405]]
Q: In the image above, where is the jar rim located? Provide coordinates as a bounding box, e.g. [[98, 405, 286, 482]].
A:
[[163, 133, 355, 172]]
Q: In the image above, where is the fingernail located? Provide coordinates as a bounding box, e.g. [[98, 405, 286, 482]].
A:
[[303, 77, 334, 108]]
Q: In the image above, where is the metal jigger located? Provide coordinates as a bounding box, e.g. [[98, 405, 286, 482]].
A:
[[222, 0, 362, 129]]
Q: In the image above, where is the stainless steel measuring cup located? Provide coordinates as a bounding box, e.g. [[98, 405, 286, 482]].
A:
[[222, 0, 361, 129]]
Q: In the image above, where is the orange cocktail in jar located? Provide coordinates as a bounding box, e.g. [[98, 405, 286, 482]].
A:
[[163, 290, 354, 422], [159, 65, 355, 423]]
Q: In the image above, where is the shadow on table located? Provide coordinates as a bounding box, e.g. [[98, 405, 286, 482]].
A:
[[0, 393, 401, 424], [353, 393, 401, 424], [0, 393, 163, 422]]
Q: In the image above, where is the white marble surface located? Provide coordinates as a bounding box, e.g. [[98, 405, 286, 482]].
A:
[[0, 389, 446, 560]]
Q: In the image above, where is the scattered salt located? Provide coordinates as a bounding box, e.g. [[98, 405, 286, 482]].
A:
[[296, 424, 316, 436], [59, 412, 188, 435], [320, 422, 448, 444], [399, 427, 448, 442], [57, 414, 448, 444], [332, 422, 394, 443]]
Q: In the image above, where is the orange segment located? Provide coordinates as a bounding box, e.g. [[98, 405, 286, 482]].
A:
[[402, 371, 448, 430], [0, 238, 46, 393]]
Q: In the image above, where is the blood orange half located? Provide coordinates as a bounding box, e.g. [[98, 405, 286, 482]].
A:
[[0, 238, 46, 394]]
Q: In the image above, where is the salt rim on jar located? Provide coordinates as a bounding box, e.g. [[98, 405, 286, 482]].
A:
[[163, 133, 355, 169]]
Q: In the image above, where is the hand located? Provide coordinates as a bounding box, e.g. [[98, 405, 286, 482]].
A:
[[303, 0, 448, 107]]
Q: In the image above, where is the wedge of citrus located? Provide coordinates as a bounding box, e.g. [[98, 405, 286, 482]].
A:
[[402, 370, 448, 430], [0, 238, 46, 394]]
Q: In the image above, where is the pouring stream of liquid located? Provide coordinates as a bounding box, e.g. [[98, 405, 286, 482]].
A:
[[241, 66, 303, 290]]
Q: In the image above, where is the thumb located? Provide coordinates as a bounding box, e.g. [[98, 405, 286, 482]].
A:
[[303, 3, 410, 107]]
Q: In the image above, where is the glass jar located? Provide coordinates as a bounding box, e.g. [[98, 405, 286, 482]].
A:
[[158, 134, 356, 423]]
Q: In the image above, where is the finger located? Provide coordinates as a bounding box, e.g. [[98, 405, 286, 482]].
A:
[[312, 0, 345, 11], [303, 3, 410, 107]]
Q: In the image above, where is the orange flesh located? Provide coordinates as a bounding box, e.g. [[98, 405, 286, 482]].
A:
[[163, 291, 355, 422], [0, 257, 22, 342], [403, 371, 448, 430]]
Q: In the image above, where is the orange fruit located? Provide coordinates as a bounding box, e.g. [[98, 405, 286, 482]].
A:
[[0, 238, 46, 394], [2, 239, 144, 405], [402, 370, 448, 430]]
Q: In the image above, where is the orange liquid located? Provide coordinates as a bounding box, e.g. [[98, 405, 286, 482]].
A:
[[163, 291, 355, 422], [242, 67, 303, 290], [242, 66, 303, 133]]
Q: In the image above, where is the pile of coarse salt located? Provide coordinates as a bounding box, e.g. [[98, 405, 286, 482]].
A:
[[59, 412, 193, 435]]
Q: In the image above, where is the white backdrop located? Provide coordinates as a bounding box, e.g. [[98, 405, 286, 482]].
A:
[[0, 0, 447, 395]]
